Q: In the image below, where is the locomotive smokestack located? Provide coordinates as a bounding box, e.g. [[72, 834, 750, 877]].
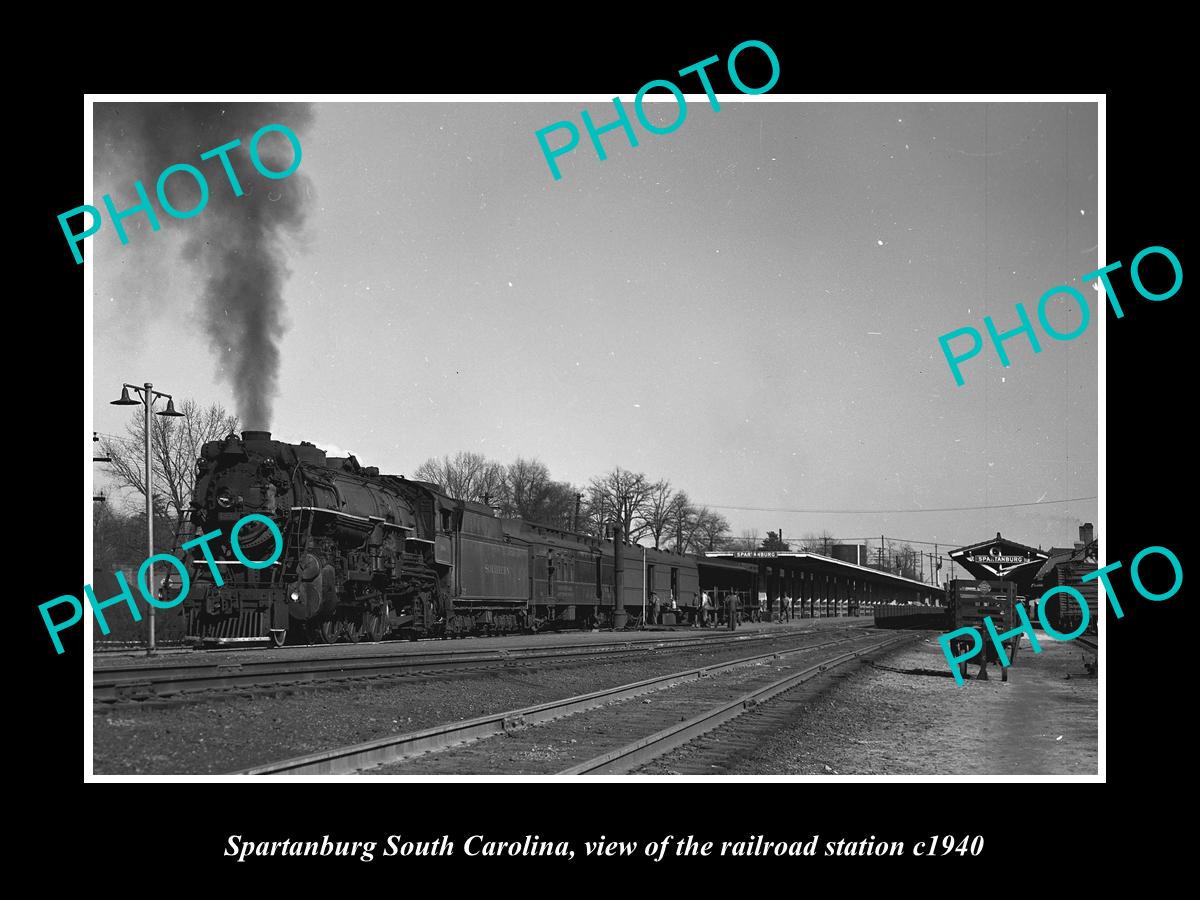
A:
[[242, 430, 272, 442]]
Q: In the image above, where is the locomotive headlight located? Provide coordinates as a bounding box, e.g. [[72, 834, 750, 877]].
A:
[[290, 591, 300, 601]]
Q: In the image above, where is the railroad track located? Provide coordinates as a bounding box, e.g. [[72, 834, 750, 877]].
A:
[[93, 621, 872, 658], [564, 634, 919, 775], [234, 631, 909, 775], [94, 627, 870, 706], [95, 643, 191, 655], [1076, 637, 1098, 652]]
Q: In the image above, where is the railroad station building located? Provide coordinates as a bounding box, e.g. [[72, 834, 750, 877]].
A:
[[701, 550, 944, 621]]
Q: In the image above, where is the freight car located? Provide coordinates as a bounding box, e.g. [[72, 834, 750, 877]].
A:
[[180, 431, 704, 645], [1034, 539, 1099, 636]]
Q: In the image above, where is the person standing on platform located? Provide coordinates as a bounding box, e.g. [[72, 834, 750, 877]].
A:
[[649, 592, 660, 626], [701, 591, 712, 627]]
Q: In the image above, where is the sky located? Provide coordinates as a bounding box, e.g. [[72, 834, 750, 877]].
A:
[[91, 99, 1099, 560]]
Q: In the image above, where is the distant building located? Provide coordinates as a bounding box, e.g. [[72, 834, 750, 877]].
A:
[[831, 543, 866, 566]]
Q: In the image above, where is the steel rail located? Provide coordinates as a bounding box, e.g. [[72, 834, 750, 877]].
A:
[[94, 628, 865, 703], [94, 616, 877, 655], [559, 633, 919, 775], [233, 635, 863, 775]]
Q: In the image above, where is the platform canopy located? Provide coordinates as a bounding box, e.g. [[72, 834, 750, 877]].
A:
[[703, 549, 943, 607], [949, 533, 1049, 593]]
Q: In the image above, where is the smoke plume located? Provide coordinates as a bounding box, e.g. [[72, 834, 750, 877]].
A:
[[95, 103, 314, 429]]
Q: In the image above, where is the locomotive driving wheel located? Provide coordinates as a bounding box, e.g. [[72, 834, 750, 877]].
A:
[[363, 605, 390, 642], [316, 619, 339, 644]]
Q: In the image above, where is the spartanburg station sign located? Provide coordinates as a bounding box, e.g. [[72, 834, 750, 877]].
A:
[[949, 533, 1048, 590]]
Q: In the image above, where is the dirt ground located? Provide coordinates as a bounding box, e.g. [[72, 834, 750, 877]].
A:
[[92, 623, 865, 774], [734, 631, 1098, 776]]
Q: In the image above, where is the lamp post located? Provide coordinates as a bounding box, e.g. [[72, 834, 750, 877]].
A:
[[111, 382, 184, 654]]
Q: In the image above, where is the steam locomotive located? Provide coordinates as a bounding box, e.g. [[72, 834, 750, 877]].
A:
[[183, 431, 705, 645]]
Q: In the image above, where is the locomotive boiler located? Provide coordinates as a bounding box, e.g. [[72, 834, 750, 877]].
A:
[[183, 432, 697, 645], [185, 430, 455, 644]]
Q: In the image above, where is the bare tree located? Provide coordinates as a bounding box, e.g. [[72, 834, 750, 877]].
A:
[[798, 530, 837, 555], [713, 530, 745, 552], [639, 480, 687, 549], [543, 482, 582, 530], [587, 467, 656, 543], [100, 398, 239, 533], [502, 457, 578, 527], [737, 528, 761, 550], [684, 505, 730, 552], [892, 541, 921, 578], [503, 457, 548, 519], [862, 538, 920, 575], [413, 452, 507, 504], [94, 503, 141, 570], [661, 491, 705, 552], [579, 492, 609, 539], [668, 496, 697, 552]]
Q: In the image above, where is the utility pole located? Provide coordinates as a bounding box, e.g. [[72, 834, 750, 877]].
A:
[[93, 433, 110, 503], [572, 492, 581, 532]]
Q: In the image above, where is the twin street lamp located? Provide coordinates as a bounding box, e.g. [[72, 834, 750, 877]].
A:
[[111, 383, 184, 654]]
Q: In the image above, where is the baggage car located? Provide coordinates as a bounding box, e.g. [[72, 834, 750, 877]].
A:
[[946, 579, 1019, 681]]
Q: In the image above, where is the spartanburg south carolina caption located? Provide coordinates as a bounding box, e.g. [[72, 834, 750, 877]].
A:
[[225, 833, 985, 862]]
